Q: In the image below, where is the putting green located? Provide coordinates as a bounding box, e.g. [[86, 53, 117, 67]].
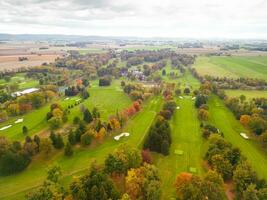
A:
[[175, 149, 184, 155]]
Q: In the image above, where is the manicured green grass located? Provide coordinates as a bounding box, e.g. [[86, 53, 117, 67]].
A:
[[154, 97, 206, 199], [67, 80, 132, 122], [0, 104, 50, 141], [161, 61, 180, 83], [177, 70, 200, 90], [0, 96, 162, 200], [0, 80, 131, 141], [224, 89, 267, 100], [193, 56, 267, 80], [0, 73, 39, 90], [208, 95, 267, 179]]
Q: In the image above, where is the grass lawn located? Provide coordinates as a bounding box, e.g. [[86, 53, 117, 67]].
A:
[[193, 56, 267, 80], [154, 97, 206, 199], [224, 89, 267, 100], [208, 95, 267, 179], [0, 80, 131, 141], [161, 60, 181, 83], [66, 80, 132, 122], [0, 73, 39, 90], [0, 96, 162, 200]]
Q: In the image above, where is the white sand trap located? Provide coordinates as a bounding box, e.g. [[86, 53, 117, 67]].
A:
[[0, 125, 12, 131], [176, 106, 180, 110], [179, 96, 183, 99], [114, 132, 130, 141], [240, 133, 249, 139], [15, 118, 23, 124], [64, 97, 70, 101], [75, 98, 81, 102], [192, 97, 196, 100]]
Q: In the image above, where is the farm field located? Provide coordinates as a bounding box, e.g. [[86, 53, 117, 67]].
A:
[[193, 56, 267, 80], [208, 95, 267, 179], [224, 89, 267, 100], [155, 96, 206, 199], [0, 96, 162, 200], [0, 55, 61, 71]]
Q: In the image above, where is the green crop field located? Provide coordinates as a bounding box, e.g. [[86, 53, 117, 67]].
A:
[[155, 96, 206, 199], [208, 95, 267, 179], [0, 96, 163, 200], [193, 56, 267, 80], [224, 89, 267, 100]]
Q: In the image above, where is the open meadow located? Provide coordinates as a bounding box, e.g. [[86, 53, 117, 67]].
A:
[[193, 56, 267, 80], [224, 89, 267, 100]]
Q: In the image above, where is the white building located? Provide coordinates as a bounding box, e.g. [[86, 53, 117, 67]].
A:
[[12, 88, 39, 97]]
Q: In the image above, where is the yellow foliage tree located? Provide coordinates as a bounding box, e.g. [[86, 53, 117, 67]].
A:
[[240, 115, 251, 127]]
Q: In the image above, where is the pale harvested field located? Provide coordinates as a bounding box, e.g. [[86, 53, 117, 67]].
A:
[[0, 54, 61, 71]]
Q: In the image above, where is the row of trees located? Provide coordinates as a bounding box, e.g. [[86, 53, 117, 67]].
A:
[[190, 67, 267, 90], [143, 99, 176, 155], [27, 145, 162, 200], [205, 134, 267, 199]]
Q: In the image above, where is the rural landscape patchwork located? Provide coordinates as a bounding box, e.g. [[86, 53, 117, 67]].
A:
[[0, 0, 267, 200]]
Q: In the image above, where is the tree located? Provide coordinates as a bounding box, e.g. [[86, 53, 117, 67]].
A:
[[109, 118, 121, 130], [73, 116, 80, 124], [0, 150, 31, 175], [243, 184, 259, 200], [92, 107, 100, 119], [239, 95, 246, 103], [260, 132, 267, 148], [22, 126, 28, 135], [233, 161, 257, 199], [68, 130, 76, 145], [184, 88, 190, 95], [40, 138, 53, 157], [174, 172, 193, 199], [195, 94, 207, 108], [162, 69, 166, 76], [81, 133, 92, 146], [142, 149, 152, 164], [47, 165, 62, 183], [54, 134, 64, 149], [211, 154, 233, 180], [48, 117, 62, 130], [240, 115, 251, 126], [161, 140, 170, 155], [81, 90, 90, 99], [143, 117, 172, 155], [70, 164, 119, 200], [175, 88, 181, 96], [198, 108, 209, 121], [83, 109, 93, 123], [64, 142, 73, 157]]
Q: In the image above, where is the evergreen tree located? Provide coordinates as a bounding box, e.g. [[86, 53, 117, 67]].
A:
[[83, 109, 93, 123], [161, 140, 170, 155], [64, 142, 73, 157], [68, 130, 76, 145], [22, 126, 28, 135], [54, 134, 64, 149]]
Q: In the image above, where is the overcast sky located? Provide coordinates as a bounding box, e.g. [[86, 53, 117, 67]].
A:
[[0, 0, 267, 39]]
